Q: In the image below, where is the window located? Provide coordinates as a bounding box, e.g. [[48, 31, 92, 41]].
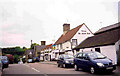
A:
[[72, 39, 77, 46], [60, 44, 62, 49], [95, 48, 101, 53], [76, 53, 82, 59], [83, 53, 89, 60]]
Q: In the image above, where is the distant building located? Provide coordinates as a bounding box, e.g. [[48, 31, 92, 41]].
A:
[[73, 22, 120, 65], [40, 44, 53, 61], [25, 49, 34, 59], [54, 23, 93, 60], [34, 41, 46, 60]]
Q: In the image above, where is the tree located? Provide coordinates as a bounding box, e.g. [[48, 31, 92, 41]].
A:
[[30, 43, 39, 49]]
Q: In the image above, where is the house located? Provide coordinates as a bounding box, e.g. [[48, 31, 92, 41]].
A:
[[40, 44, 53, 61], [34, 41, 46, 60], [54, 23, 93, 59], [73, 22, 120, 65], [25, 49, 34, 59]]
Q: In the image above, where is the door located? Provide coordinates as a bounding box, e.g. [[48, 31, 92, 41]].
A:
[[75, 53, 83, 68], [82, 53, 91, 70]]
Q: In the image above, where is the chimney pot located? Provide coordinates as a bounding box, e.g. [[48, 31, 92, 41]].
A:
[[41, 41, 46, 45], [63, 23, 70, 35]]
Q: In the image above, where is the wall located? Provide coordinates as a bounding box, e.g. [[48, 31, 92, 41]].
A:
[[72, 24, 93, 48], [115, 40, 120, 65], [100, 45, 117, 64], [62, 41, 71, 50]]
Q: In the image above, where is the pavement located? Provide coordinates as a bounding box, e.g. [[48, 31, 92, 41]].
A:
[[40, 61, 57, 65]]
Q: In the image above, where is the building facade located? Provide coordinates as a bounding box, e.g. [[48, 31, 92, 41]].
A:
[[73, 22, 120, 65], [54, 23, 93, 60]]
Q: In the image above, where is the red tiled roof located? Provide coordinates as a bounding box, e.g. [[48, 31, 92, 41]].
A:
[[45, 44, 52, 49], [55, 23, 84, 45]]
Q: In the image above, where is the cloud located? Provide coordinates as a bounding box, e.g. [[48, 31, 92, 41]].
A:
[[0, 32, 29, 47]]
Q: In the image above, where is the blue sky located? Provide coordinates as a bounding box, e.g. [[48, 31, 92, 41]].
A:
[[0, 0, 119, 48]]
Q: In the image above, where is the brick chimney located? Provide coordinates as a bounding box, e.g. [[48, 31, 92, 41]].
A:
[[63, 23, 70, 35], [41, 41, 46, 45]]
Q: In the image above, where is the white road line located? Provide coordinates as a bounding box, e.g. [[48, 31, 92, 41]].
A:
[[31, 68, 40, 72], [23, 64, 40, 72]]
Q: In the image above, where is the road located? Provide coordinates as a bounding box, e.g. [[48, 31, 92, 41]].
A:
[[2, 62, 120, 76]]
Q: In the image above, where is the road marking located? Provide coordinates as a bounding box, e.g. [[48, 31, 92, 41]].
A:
[[31, 68, 40, 72], [23, 64, 40, 72]]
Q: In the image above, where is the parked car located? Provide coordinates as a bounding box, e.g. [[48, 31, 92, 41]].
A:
[[0, 56, 9, 68], [74, 51, 116, 74], [27, 59, 34, 63], [0, 59, 2, 75], [5, 54, 14, 64], [57, 54, 74, 68], [33, 57, 40, 62]]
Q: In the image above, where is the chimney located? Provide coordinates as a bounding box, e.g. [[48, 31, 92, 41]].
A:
[[41, 41, 46, 45], [63, 23, 70, 35]]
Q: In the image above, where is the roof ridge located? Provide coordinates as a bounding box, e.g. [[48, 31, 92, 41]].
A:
[[54, 23, 84, 45], [95, 22, 120, 34]]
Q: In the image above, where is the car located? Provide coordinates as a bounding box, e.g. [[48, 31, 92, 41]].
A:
[[57, 54, 74, 68], [33, 57, 40, 62], [0, 59, 2, 76], [27, 59, 34, 63], [0, 56, 9, 68], [5, 54, 14, 64], [74, 51, 116, 74]]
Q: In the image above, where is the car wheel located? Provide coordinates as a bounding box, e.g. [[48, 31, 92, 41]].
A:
[[62, 64, 66, 68], [57, 64, 60, 67], [90, 67, 95, 74], [74, 64, 79, 71]]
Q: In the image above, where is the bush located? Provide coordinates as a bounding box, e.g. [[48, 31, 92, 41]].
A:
[[13, 54, 20, 63]]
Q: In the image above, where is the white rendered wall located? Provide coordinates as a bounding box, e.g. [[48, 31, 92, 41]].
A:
[[62, 41, 71, 50], [72, 24, 93, 47], [100, 45, 117, 64]]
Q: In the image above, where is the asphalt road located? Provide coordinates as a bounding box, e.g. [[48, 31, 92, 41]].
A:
[[2, 62, 120, 76]]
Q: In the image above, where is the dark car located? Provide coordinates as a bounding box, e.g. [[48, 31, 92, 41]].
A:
[[33, 57, 40, 62], [0, 56, 9, 68], [74, 51, 116, 74], [5, 54, 14, 64], [27, 59, 34, 63], [57, 54, 74, 68]]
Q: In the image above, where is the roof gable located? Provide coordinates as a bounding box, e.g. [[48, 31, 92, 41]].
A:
[[55, 23, 84, 45]]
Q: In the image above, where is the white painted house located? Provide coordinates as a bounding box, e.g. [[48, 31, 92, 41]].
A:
[[54, 23, 93, 59], [73, 22, 120, 65]]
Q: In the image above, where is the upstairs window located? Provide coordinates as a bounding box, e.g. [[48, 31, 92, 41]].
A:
[[72, 39, 77, 46], [60, 44, 62, 49]]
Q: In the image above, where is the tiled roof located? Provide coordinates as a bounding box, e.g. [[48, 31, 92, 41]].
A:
[[35, 45, 46, 52], [95, 22, 120, 35], [73, 23, 120, 50], [55, 23, 84, 45], [44, 44, 52, 49]]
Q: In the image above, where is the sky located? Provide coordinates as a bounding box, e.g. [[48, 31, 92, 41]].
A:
[[0, 0, 119, 48]]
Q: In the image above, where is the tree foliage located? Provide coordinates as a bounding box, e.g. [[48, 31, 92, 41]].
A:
[[2, 46, 25, 55], [30, 43, 39, 49]]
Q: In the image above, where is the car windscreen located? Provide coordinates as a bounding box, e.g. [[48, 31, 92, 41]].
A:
[[63, 55, 74, 59], [88, 52, 106, 60]]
